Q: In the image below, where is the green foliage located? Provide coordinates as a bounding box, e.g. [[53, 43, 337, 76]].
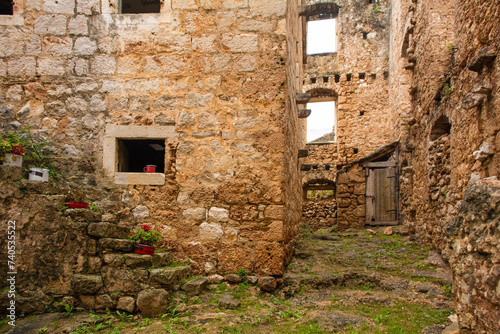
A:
[[237, 268, 248, 279], [128, 224, 162, 246]]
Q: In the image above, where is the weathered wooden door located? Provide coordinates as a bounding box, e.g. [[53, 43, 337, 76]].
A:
[[365, 162, 398, 225]]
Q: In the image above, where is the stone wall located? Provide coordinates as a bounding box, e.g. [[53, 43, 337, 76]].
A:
[[390, 0, 500, 331], [335, 162, 365, 230], [0, 0, 302, 299], [302, 0, 393, 164], [302, 198, 336, 231]]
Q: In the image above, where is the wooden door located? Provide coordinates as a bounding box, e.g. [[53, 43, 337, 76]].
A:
[[365, 162, 398, 225]]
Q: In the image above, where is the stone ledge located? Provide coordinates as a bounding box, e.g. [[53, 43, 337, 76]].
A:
[[115, 173, 166, 185]]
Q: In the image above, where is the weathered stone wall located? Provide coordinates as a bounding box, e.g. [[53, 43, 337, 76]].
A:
[[303, 0, 392, 164], [302, 198, 336, 231], [0, 0, 302, 302], [335, 162, 365, 230], [304, 142, 337, 164], [390, 0, 500, 331]]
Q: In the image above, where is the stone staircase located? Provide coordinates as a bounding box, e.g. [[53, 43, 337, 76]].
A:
[[64, 209, 192, 316]]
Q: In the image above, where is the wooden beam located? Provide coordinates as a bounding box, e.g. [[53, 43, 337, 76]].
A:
[[300, 164, 312, 171], [362, 161, 397, 168], [299, 3, 341, 17], [304, 185, 335, 191]]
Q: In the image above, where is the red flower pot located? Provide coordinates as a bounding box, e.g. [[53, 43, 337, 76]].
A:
[[135, 244, 155, 255], [65, 202, 89, 209]]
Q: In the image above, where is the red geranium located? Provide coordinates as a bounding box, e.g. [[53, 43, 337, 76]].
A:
[[11, 144, 23, 155]]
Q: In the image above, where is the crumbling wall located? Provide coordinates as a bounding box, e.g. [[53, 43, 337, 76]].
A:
[[303, 0, 392, 164], [390, 0, 500, 331], [335, 163, 365, 230], [0, 0, 301, 303]]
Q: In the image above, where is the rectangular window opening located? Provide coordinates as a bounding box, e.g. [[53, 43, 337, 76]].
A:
[[346, 73, 352, 81], [306, 100, 336, 143], [359, 73, 366, 81], [311, 77, 317, 84], [307, 18, 336, 55], [334, 74, 340, 83], [118, 139, 165, 172], [121, 0, 161, 14], [323, 76, 329, 83], [0, 0, 13, 15]]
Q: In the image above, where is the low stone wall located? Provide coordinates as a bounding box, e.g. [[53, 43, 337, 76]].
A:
[[443, 179, 500, 333], [302, 198, 336, 231], [335, 163, 365, 230]]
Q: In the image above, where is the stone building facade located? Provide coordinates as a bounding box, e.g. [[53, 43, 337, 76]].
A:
[[0, 0, 304, 314], [0, 0, 499, 331]]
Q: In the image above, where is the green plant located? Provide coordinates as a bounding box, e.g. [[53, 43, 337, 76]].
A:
[[39, 328, 48, 334], [0, 132, 24, 162], [128, 224, 162, 246], [237, 268, 248, 279]]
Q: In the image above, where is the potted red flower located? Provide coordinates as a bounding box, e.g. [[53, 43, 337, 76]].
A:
[[128, 224, 162, 255]]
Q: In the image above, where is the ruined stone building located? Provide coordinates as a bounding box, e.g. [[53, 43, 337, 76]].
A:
[[0, 0, 498, 332]]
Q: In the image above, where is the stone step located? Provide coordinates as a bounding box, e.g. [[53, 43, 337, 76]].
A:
[[149, 266, 192, 288]]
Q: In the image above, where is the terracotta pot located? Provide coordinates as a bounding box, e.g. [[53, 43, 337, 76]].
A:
[[65, 202, 89, 209], [135, 244, 155, 255]]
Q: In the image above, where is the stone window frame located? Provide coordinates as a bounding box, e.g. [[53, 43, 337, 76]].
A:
[[102, 0, 170, 15], [299, 2, 341, 62], [0, 0, 24, 26], [103, 125, 175, 185]]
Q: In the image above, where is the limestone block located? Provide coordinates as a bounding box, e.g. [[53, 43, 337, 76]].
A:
[[264, 221, 283, 241], [100, 80, 123, 94], [149, 266, 192, 286], [71, 274, 103, 294], [192, 35, 218, 53], [103, 254, 123, 267], [200, 222, 224, 240], [101, 267, 149, 293], [222, 0, 247, 9], [0, 61, 6, 77], [98, 238, 135, 252], [91, 55, 116, 74], [182, 207, 206, 221], [208, 274, 224, 283], [222, 34, 258, 53], [8, 57, 36, 77], [79, 295, 95, 309], [172, 0, 197, 9], [0, 37, 23, 57], [181, 277, 209, 296], [37, 59, 66, 76], [88, 222, 129, 239], [77, 0, 99, 14], [236, 55, 257, 72], [238, 19, 274, 32], [90, 94, 106, 112], [74, 37, 97, 56], [117, 296, 135, 313], [184, 92, 213, 108], [69, 16, 88, 35], [123, 254, 153, 268], [66, 96, 88, 113], [338, 198, 351, 208], [155, 115, 175, 125], [34, 15, 67, 35], [132, 205, 149, 219], [249, 0, 286, 18], [209, 207, 229, 222], [473, 142, 494, 162], [137, 288, 169, 317], [264, 205, 284, 219], [44, 37, 73, 56], [88, 257, 102, 273], [153, 95, 178, 110], [73, 58, 89, 76], [43, 0, 75, 14]]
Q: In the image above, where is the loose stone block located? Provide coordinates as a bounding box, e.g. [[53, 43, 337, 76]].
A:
[[137, 290, 169, 318], [123, 254, 153, 268], [149, 266, 192, 287], [208, 207, 229, 222], [181, 277, 209, 296], [200, 222, 224, 240]]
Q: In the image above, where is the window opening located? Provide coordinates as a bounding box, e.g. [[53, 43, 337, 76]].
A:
[[311, 77, 317, 84], [362, 32, 368, 39], [306, 100, 336, 143], [117, 139, 165, 172], [307, 18, 336, 55], [323, 76, 329, 83], [370, 73, 377, 80], [359, 73, 366, 81], [0, 0, 13, 15], [334, 74, 340, 83], [346, 73, 352, 81], [120, 0, 161, 14]]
